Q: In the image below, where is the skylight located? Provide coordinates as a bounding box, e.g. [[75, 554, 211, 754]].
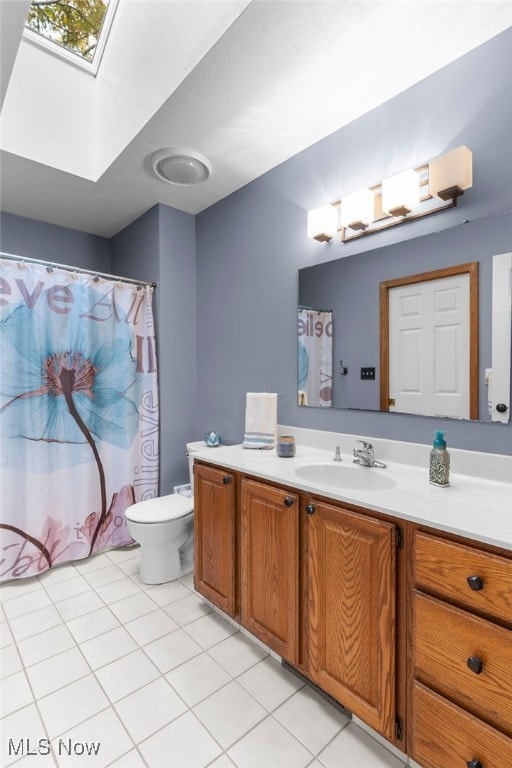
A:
[[24, 0, 118, 73]]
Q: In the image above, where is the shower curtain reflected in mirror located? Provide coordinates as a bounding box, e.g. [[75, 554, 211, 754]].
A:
[[0, 258, 159, 581], [297, 307, 333, 407]]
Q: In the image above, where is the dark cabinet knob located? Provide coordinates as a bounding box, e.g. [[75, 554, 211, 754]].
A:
[[305, 504, 316, 515], [284, 496, 294, 507], [467, 656, 483, 675], [222, 476, 232, 485], [466, 760, 483, 768], [496, 403, 508, 413], [467, 575, 484, 591]]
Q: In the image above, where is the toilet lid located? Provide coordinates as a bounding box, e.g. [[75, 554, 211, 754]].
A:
[[125, 494, 193, 523]]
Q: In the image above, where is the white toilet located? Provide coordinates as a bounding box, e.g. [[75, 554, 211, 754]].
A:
[[125, 440, 211, 584]]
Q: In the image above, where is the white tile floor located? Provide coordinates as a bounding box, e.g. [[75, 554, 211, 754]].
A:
[[0, 547, 413, 768]]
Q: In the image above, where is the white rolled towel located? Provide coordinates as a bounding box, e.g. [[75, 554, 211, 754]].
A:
[[243, 392, 277, 449]]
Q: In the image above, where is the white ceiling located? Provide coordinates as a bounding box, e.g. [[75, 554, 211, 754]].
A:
[[0, 0, 511, 238]]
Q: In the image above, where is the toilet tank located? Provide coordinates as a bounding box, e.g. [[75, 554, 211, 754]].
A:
[[186, 441, 211, 493], [186, 440, 227, 493]]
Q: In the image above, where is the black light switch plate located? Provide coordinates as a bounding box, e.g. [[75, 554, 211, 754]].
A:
[[361, 367, 375, 380]]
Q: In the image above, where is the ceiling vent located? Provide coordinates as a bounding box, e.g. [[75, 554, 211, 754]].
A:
[[151, 148, 212, 186]]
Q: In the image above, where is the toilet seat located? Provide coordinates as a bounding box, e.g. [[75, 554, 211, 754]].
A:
[[125, 493, 193, 524]]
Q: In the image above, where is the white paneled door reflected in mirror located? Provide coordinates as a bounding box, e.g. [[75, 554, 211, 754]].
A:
[[380, 263, 478, 421], [298, 217, 512, 423]]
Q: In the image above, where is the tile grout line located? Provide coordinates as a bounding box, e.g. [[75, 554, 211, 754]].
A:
[[59, 558, 223, 764], [4, 637, 59, 768], [2, 551, 146, 766], [2, 550, 407, 768], [42, 554, 168, 764], [104, 573, 334, 764], [78, 582, 314, 763], [30, 567, 140, 762]]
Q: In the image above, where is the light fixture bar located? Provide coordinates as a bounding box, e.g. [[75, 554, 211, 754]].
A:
[[342, 195, 456, 242], [306, 147, 472, 244]]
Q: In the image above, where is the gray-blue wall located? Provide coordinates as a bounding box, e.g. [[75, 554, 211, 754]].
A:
[[2, 30, 511, 467], [195, 29, 512, 454], [0, 211, 111, 271], [156, 205, 196, 493], [111, 204, 197, 493]]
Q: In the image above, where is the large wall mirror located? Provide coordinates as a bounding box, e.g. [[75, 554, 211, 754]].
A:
[[298, 218, 511, 423]]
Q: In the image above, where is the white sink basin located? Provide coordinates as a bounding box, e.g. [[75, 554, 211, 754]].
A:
[[294, 463, 396, 491]]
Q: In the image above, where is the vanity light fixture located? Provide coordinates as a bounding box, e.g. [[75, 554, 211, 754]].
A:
[[381, 169, 421, 217], [428, 145, 473, 201], [340, 188, 375, 231], [306, 145, 473, 244], [307, 204, 338, 242]]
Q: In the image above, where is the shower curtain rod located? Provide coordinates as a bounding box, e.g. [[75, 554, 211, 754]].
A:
[[298, 304, 333, 313], [0, 252, 157, 288]]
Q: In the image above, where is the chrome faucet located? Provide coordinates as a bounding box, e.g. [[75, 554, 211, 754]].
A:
[[353, 440, 387, 468], [333, 445, 342, 462]]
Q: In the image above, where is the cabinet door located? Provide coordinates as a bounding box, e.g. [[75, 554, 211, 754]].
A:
[[194, 464, 236, 617], [240, 479, 299, 663], [306, 500, 396, 739]]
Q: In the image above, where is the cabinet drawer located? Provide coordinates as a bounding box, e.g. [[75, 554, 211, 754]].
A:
[[412, 681, 512, 768], [413, 591, 512, 735], [414, 532, 512, 624]]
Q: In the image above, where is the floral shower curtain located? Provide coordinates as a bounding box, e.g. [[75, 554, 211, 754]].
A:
[[297, 308, 333, 407], [0, 258, 159, 581]]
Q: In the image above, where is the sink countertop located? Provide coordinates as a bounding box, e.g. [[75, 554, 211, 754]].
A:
[[194, 443, 512, 551]]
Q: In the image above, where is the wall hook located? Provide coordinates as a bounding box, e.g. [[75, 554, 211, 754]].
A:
[[339, 360, 348, 376]]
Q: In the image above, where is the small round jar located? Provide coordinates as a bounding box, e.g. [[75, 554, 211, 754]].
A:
[[276, 435, 296, 458]]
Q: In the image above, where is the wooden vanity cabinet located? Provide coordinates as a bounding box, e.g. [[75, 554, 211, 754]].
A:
[[240, 478, 299, 662], [194, 464, 399, 741], [194, 461, 512, 766], [304, 498, 397, 740], [193, 463, 237, 617], [411, 530, 512, 768]]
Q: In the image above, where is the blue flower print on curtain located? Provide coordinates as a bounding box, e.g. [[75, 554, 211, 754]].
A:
[[0, 262, 159, 580], [298, 340, 309, 389], [1, 286, 138, 465]]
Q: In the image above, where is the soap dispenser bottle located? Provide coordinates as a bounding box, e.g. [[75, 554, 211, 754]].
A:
[[429, 430, 450, 487]]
